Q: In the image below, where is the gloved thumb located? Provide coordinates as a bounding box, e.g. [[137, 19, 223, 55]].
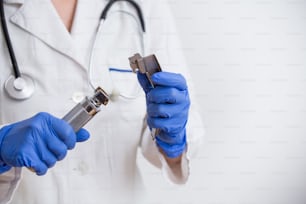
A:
[[137, 72, 153, 94], [76, 128, 90, 142]]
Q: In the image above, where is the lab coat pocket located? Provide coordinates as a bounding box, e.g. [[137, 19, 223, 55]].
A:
[[108, 67, 146, 127], [108, 67, 144, 101], [107, 67, 146, 146]]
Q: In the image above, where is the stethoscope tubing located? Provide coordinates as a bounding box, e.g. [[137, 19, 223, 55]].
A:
[[0, 0, 21, 78], [88, 10, 146, 99], [100, 0, 145, 33], [1, 0, 146, 100]]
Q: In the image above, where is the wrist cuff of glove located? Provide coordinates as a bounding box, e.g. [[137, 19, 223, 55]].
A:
[[156, 133, 187, 158], [0, 162, 11, 174], [0, 125, 13, 173]]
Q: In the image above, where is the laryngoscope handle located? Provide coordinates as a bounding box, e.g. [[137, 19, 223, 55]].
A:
[[62, 87, 109, 132]]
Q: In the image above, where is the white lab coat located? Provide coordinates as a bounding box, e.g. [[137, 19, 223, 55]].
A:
[[0, 0, 204, 203]]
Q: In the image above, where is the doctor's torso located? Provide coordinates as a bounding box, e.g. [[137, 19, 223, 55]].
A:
[[0, 0, 149, 203]]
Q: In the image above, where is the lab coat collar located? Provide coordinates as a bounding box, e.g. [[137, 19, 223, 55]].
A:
[[8, 0, 87, 69]]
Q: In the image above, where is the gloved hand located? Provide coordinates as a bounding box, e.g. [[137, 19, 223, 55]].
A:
[[0, 112, 89, 175], [138, 72, 190, 158]]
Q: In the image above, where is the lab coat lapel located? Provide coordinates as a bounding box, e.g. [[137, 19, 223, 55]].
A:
[[8, 0, 86, 68]]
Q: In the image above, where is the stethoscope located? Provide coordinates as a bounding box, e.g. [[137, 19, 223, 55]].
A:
[[0, 0, 145, 100]]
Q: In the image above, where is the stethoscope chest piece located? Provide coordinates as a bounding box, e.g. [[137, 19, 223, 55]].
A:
[[4, 74, 35, 100]]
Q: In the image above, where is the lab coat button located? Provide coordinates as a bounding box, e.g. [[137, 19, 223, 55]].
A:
[[72, 92, 85, 103]]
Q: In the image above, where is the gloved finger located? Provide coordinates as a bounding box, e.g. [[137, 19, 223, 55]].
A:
[[39, 149, 57, 168], [147, 87, 189, 104], [23, 153, 48, 176], [137, 72, 153, 93], [151, 72, 187, 91], [33, 162, 48, 176], [76, 128, 90, 142], [155, 136, 187, 158], [47, 114, 76, 150], [35, 135, 57, 168], [147, 103, 189, 118], [147, 116, 188, 134], [155, 129, 186, 145], [45, 135, 67, 161]]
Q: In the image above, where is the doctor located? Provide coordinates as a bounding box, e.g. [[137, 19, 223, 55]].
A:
[[0, 0, 204, 203]]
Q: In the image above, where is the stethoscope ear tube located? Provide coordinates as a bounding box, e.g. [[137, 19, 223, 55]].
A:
[[101, 0, 145, 32]]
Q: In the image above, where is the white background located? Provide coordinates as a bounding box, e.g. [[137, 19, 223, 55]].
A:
[[138, 1, 306, 204]]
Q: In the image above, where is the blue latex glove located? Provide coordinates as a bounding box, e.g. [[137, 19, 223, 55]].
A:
[[138, 72, 190, 158], [0, 112, 89, 175]]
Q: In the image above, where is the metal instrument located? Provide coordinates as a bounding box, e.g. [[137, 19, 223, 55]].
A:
[[129, 53, 162, 139], [63, 87, 109, 132]]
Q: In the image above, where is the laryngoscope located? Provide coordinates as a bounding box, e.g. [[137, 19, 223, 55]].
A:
[[129, 53, 163, 140]]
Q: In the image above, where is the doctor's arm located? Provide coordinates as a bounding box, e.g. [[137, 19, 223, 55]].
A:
[[139, 1, 204, 184], [138, 72, 190, 182], [139, 68, 202, 184], [0, 112, 89, 175], [0, 112, 89, 203]]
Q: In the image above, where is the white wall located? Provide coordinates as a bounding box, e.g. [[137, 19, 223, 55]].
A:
[[139, 1, 306, 204]]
